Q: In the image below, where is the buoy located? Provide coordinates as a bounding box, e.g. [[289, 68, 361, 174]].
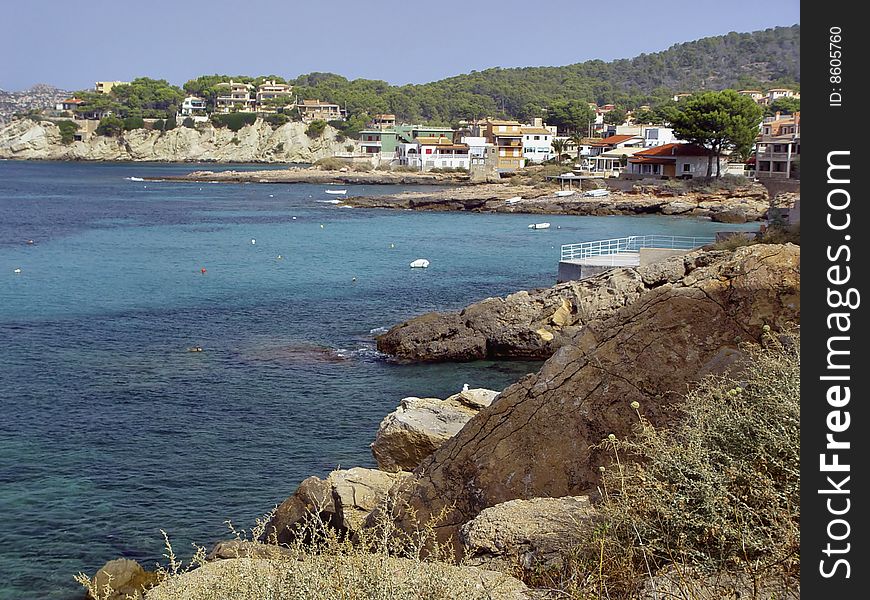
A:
[[277, 255, 283, 259], [352, 277, 357, 282], [320, 224, 324, 229], [269, 194, 274, 197], [13, 268, 22, 274], [26, 239, 34, 245], [251, 239, 256, 244], [292, 216, 297, 220], [390, 243, 395, 249], [201, 267, 207, 274]]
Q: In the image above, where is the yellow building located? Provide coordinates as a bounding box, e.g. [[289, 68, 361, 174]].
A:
[[480, 119, 524, 172], [94, 81, 128, 94]]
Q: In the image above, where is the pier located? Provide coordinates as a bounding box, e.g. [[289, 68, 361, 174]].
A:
[[557, 235, 714, 282]]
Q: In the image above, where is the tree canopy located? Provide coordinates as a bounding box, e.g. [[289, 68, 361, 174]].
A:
[[665, 89, 763, 175]]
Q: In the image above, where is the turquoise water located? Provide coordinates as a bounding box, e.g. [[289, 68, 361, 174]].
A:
[[0, 161, 757, 599]]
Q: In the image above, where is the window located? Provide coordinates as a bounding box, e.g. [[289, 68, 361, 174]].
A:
[[534, 135, 540, 140], [683, 163, 691, 172], [425, 148, 433, 154]]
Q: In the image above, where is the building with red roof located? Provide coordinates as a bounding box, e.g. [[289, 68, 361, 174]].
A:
[[627, 143, 725, 178]]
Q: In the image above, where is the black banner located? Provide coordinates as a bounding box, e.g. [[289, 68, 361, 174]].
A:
[[802, 3, 868, 596]]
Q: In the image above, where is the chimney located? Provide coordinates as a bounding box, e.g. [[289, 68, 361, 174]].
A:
[[775, 111, 781, 120]]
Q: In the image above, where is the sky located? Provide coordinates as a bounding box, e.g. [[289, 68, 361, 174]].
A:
[[1, 0, 800, 92]]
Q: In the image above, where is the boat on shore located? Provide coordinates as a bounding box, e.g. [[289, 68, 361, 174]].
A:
[[325, 189, 347, 195], [554, 190, 575, 197]]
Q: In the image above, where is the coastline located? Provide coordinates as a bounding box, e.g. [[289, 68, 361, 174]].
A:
[[154, 167, 796, 221]]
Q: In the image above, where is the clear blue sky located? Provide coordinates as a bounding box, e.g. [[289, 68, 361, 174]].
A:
[[2, 0, 799, 91]]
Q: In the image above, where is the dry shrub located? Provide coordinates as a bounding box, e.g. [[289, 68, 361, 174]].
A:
[[550, 329, 800, 599], [313, 157, 351, 171], [76, 500, 516, 600]]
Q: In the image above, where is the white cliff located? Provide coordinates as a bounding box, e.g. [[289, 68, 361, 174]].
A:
[[0, 118, 353, 163]]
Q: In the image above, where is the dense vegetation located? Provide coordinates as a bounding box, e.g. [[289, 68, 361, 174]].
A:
[[71, 25, 798, 136], [288, 25, 799, 124]]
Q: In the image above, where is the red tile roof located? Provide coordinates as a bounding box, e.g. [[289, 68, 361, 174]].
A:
[[633, 143, 712, 157], [599, 134, 639, 145], [628, 157, 674, 165]]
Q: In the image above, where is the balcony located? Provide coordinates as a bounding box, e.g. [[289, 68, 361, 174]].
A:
[[756, 144, 797, 158]]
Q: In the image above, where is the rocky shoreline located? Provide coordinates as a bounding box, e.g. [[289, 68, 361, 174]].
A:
[[85, 243, 800, 599], [155, 166, 470, 185], [342, 181, 793, 222]]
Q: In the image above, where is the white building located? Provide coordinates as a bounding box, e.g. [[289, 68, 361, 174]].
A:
[[641, 126, 681, 147], [397, 136, 470, 171], [521, 123, 554, 163], [179, 96, 209, 122]]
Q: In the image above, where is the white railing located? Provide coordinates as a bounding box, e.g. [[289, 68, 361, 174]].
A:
[[561, 235, 715, 262]]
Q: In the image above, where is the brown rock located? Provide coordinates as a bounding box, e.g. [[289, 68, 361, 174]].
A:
[[90, 558, 158, 600], [461, 496, 598, 573], [261, 475, 333, 545], [329, 467, 411, 532], [371, 396, 480, 472], [371, 388, 500, 472], [380, 244, 800, 554], [146, 556, 529, 600], [207, 539, 294, 561]]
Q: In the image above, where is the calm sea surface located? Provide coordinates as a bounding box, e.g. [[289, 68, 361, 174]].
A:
[[0, 161, 757, 599]]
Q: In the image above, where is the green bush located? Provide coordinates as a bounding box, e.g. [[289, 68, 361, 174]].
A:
[[151, 119, 165, 132], [123, 116, 145, 131], [95, 115, 124, 137], [182, 117, 195, 128], [313, 157, 350, 170], [56, 120, 79, 144], [212, 112, 258, 132], [264, 113, 290, 128], [584, 329, 800, 596], [164, 116, 177, 130], [305, 120, 327, 138]]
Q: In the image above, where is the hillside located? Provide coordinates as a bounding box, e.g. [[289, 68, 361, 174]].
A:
[[290, 25, 800, 124], [0, 84, 71, 123]]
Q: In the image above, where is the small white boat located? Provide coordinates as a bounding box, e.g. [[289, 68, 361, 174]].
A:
[[554, 190, 575, 197], [410, 259, 430, 268], [583, 188, 610, 197], [325, 189, 347, 195], [528, 223, 551, 229], [504, 196, 522, 204], [126, 176, 145, 182]]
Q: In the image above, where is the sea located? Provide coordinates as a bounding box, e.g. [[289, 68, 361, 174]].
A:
[[0, 160, 758, 599]]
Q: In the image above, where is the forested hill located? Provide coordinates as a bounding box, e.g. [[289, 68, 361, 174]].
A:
[[290, 25, 799, 124]]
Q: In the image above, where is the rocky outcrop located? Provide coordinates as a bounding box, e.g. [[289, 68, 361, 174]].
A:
[[461, 496, 598, 573], [377, 244, 800, 554], [262, 467, 409, 544], [343, 181, 784, 221], [207, 539, 294, 561], [145, 556, 530, 600], [371, 388, 500, 472], [0, 118, 349, 162], [376, 249, 733, 362], [88, 558, 158, 600]]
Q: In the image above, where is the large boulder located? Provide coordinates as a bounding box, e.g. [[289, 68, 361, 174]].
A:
[[329, 467, 410, 532], [371, 388, 499, 472], [88, 558, 158, 600], [261, 475, 334, 545], [377, 244, 800, 554], [146, 556, 529, 600], [375, 249, 737, 362], [461, 496, 598, 573], [262, 468, 409, 544]]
